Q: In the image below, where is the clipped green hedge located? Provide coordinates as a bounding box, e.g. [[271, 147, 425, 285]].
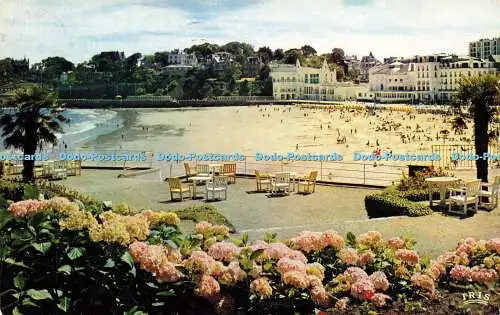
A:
[[365, 188, 434, 218]]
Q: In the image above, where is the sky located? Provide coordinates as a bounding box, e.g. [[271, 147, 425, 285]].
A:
[[0, 0, 499, 64]]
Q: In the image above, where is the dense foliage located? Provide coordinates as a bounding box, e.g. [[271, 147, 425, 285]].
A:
[[0, 181, 498, 314]]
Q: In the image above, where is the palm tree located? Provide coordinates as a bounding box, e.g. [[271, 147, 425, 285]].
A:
[[0, 86, 68, 182], [454, 74, 500, 182]]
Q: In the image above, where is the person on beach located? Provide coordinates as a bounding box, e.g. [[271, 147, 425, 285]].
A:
[[314, 136, 316, 141], [296, 144, 299, 151]]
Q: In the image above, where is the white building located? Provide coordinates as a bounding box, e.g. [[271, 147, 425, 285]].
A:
[[469, 37, 500, 60], [270, 59, 368, 101], [367, 54, 496, 104], [167, 50, 198, 67]]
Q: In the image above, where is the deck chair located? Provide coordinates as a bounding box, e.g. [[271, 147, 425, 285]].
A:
[[167, 177, 192, 201], [271, 172, 291, 195], [184, 163, 197, 182], [197, 164, 210, 177], [448, 179, 481, 215], [477, 175, 500, 210], [255, 170, 271, 192], [297, 171, 318, 194], [222, 163, 237, 184], [205, 176, 228, 201]]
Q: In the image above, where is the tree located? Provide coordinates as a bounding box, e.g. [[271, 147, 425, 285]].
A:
[[273, 49, 285, 61], [257, 47, 273, 64], [330, 48, 346, 65], [239, 80, 249, 96], [283, 49, 304, 65], [300, 45, 317, 58], [40, 56, 74, 81], [454, 74, 500, 182], [0, 86, 68, 182]]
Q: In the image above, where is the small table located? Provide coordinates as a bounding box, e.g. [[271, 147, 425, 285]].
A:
[[425, 177, 460, 205], [270, 171, 298, 191], [209, 164, 223, 174], [190, 175, 212, 199]]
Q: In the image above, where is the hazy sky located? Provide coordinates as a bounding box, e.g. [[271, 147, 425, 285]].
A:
[[0, 0, 499, 64]]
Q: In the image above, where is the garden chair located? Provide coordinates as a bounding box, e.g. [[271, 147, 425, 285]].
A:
[[476, 175, 500, 210], [34, 165, 44, 179], [184, 163, 197, 182], [222, 163, 237, 184], [167, 177, 192, 201], [52, 161, 68, 180], [271, 172, 291, 195], [255, 170, 271, 192], [67, 160, 82, 176], [448, 179, 481, 215], [197, 164, 210, 177], [297, 171, 318, 194], [205, 175, 228, 201]]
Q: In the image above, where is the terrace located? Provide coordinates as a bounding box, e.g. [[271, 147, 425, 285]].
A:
[[60, 169, 500, 258]]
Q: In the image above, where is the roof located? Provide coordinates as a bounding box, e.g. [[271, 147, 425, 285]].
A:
[[489, 55, 500, 63], [370, 63, 409, 75]]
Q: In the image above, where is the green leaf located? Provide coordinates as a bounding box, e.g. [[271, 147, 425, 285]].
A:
[[346, 232, 356, 247], [14, 273, 27, 289], [13, 306, 22, 315], [3, 258, 31, 269], [26, 289, 52, 300], [166, 239, 178, 249], [32, 242, 52, 254], [57, 265, 72, 275], [22, 298, 39, 307], [57, 296, 70, 312], [241, 232, 249, 245], [250, 248, 264, 261], [103, 259, 115, 268], [175, 266, 189, 275], [121, 251, 134, 269], [156, 290, 175, 297], [67, 247, 85, 260]]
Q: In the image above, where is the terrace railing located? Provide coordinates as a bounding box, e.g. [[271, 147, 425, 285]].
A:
[[431, 144, 500, 170]]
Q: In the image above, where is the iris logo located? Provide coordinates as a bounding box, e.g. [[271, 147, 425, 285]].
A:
[[461, 291, 490, 306]]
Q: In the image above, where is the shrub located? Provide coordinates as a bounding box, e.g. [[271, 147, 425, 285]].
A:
[[398, 166, 451, 191], [365, 189, 433, 218]]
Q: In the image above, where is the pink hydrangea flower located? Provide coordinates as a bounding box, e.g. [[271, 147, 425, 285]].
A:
[[320, 231, 345, 250], [277, 257, 307, 275], [486, 238, 500, 254], [184, 250, 217, 275], [306, 262, 325, 281], [128, 242, 181, 283], [310, 285, 331, 306], [208, 242, 241, 262], [371, 293, 391, 307], [359, 251, 376, 266], [195, 275, 221, 302], [195, 221, 213, 234], [425, 260, 446, 281], [350, 278, 375, 301], [344, 267, 369, 283], [8, 199, 44, 218], [370, 271, 389, 291], [469, 266, 498, 285], [282, 271, 310, 289], [250, 277, 273, 298], [395, 249, 419, 265], [357, 231, 383, 248], [456, 237, 477, 255], [449, 265, 471, 281], [339, 248, 359, 266], [387, 237, 405, 250], [411, 273, 435, 293]]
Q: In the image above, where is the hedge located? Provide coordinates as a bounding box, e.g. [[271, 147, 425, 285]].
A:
[[365, 188, 434, 218]]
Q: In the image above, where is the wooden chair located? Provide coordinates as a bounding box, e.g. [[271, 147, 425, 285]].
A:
[[271, 172, 291, 195], [297, 171, 318, 194], [67, 160, 82, 176], [52, 161, 68, 180], [255, 170, 271, 192], [448, 179, 481, 215], [167, 177, 192, 201], [205, 176, 228, 201], [197, 164, 210, 177], [222, 163, 236, 184], [184, 163, 197, 182], [477, 175, 500, 210]]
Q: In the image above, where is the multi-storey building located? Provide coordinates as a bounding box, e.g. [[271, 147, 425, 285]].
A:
[[243, 56, 264, 78], [167, 50, 198, 67], [270, 59, 368, 101], [367, 54, 496, 103], [469, 37, 500, 60], [360, 52, 380, 82]]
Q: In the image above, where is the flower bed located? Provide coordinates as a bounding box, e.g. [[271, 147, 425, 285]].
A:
[[1, 195, 498, 314]]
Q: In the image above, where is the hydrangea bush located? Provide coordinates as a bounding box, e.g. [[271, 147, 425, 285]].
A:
[[1, 197, 499, 314]]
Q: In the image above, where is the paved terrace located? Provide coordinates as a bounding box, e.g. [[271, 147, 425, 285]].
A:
[[60, 170, 500, 258]]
